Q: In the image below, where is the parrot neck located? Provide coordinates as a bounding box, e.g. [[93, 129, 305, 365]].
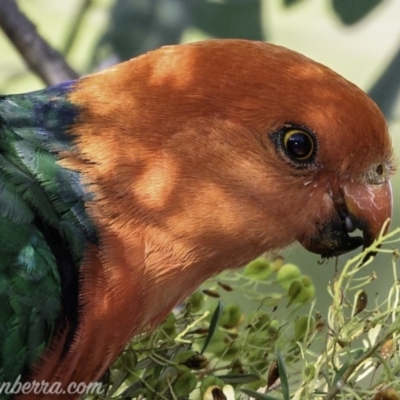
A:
[[0, 82, 98, 253], [1, 82, 78, 151]]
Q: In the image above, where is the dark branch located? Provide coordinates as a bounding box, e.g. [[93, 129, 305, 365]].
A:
[[0, 0, 79, 86]]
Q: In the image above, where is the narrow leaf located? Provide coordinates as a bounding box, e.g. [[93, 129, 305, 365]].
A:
[[216, 373, 259, 384], [201, 301, 224, 354], [276, 350, 290, 400], [241, 389, 280, 400]]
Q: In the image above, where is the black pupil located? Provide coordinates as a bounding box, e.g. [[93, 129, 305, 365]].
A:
[[287, 133, 312, 158]]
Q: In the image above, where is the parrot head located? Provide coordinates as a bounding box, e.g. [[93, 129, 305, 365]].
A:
[[260, 52, 394, 258], [172, 40, 395, 260], [73, 39, 394, 268], [272, 73, 394, 259], [156, 40, 395, 260]]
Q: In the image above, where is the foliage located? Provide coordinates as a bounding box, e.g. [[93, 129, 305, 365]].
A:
[[92, 0, 386, 64], [2, 1, 400, 117], [83, 227, 400, 400]]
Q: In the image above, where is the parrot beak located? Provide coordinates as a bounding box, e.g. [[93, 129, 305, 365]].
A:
[[299, 180, 393, 259]]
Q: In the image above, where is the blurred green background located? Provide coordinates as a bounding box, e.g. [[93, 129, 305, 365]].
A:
[[0, 0, 399, 312]]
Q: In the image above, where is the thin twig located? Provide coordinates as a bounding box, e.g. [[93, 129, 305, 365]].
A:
[[323, 341, 382, 400], [63, 0, 94, 56], [0, 0, 79, 85]]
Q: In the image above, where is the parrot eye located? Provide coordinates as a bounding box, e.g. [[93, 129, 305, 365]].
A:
[[283, 129, 315, 161], [269, 124, 317, 168]]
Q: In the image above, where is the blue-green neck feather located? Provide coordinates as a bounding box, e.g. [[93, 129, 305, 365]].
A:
[[0, 81, 97, 389], [0, 81, 97, 255], [1, 82, 78, 150]]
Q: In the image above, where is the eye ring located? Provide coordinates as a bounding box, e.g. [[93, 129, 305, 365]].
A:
[[283, 129, 315, 161]]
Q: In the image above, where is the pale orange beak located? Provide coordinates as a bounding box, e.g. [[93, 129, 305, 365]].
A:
[[299, 180, 392, 259], [343, 181, 392, 249]]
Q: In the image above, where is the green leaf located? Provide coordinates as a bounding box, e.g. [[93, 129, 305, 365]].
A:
[[106, 369, 129, 396], [276, 350, 290, 400], [331, 0, 383, 25], [201, 301, 224, 355], [283, 0, 304, 6], [192, 0, 264, 41], [216, 373, 260, 384], [331, 349, 365, 388]]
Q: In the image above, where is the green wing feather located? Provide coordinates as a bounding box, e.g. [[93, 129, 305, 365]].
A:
[[0, 82, 96, 389]]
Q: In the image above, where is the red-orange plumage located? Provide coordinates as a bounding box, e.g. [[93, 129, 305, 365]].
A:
[[16, 40, 393, 398]]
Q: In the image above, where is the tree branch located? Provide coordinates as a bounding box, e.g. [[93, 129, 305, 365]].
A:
[[0, 0, 79, 85]]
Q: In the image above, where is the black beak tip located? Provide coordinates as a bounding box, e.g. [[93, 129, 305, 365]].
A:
[[299, 213, 365, 259], [320, 235, 364, 259]]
